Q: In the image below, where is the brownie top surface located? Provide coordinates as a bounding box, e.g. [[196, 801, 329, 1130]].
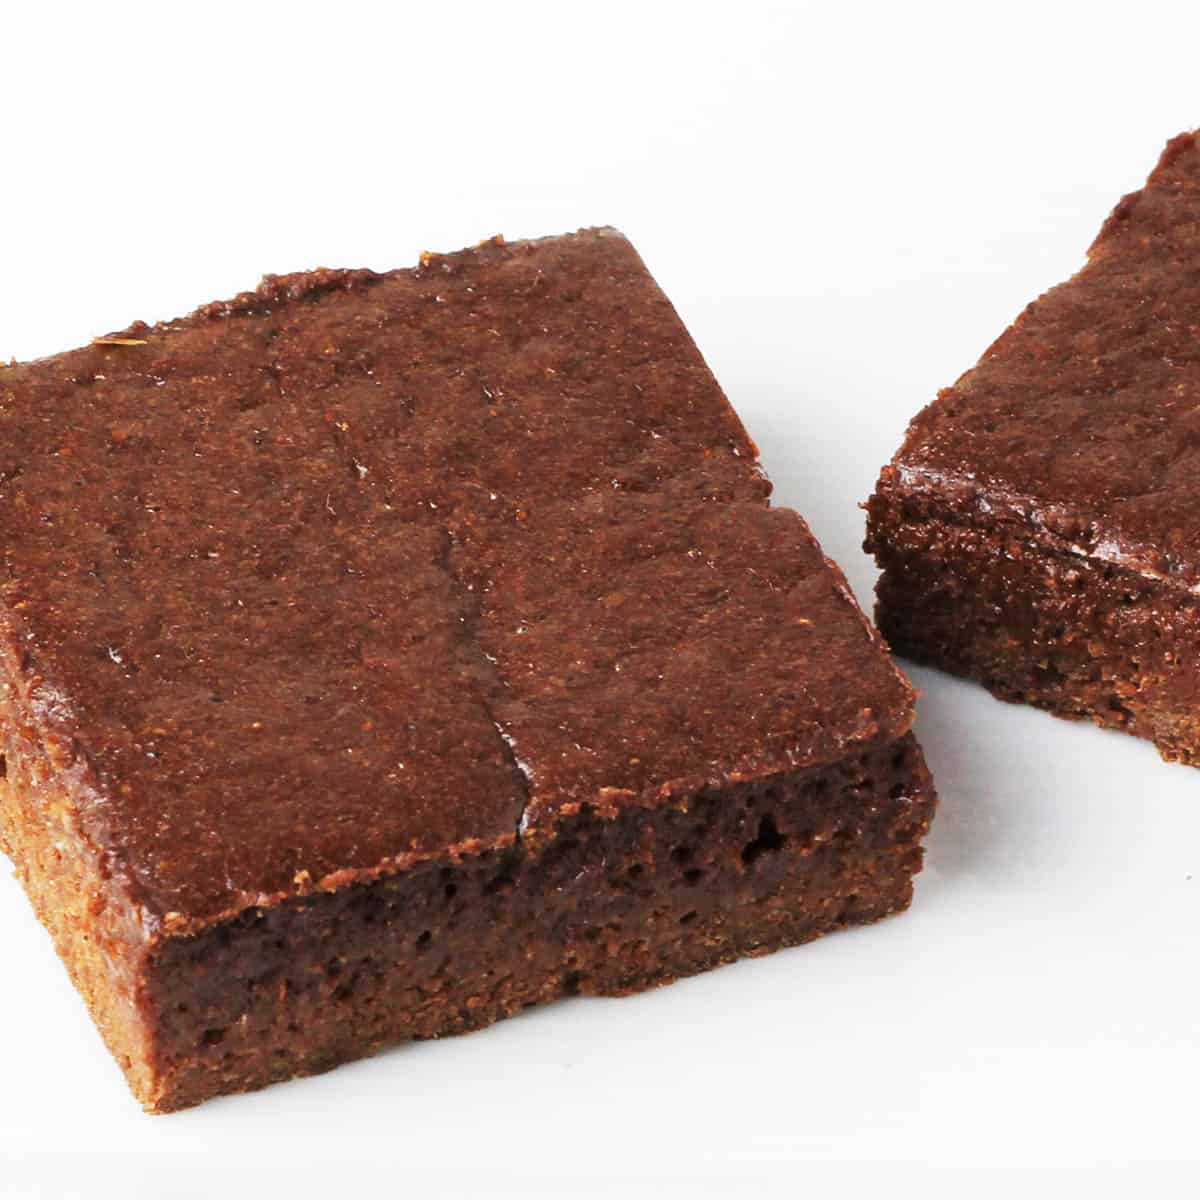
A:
[[0, 229, 913, 928], [884, 130, 1200, 588]]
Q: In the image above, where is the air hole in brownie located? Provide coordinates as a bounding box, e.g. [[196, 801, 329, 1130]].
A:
[[627, 863, 644, 879], [889, 783, 907, 800], [741, 814, 786, 864], [201, 1028, 225, 1047], [670, 845, 692, 865], [891, 749, 907, 770], [444, 883, 458, 901], [0, 753, 7, 779], [484, 872, 516, 895], [834, 824, 857, 846], [683, 868, 704, 886], [563, 971, 583, 995], [679, 910, 698, 925], [415, 930, 432, 951]]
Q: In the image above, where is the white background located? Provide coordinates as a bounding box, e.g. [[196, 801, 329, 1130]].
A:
[[3, 1, 1200, 1193]]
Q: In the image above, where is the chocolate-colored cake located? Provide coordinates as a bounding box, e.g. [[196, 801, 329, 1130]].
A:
[[0, 229, 935, 1111], [867, 132, 1200, 764]]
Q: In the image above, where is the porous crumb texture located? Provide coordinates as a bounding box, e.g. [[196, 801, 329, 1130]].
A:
[[867, 131, 1200, 764], [867, 493, 1200, 764], [149, 735, 932, 1112], [0, 228, 933, 1110], [0, 685, 156, 1098]]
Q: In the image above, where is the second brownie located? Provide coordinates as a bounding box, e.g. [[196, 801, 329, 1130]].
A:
[[867, 131, 1200, 765]]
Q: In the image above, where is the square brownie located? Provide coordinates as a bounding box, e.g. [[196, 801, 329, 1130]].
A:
[[0, 229, 935, 1110], [867, 132, 1200, 764]]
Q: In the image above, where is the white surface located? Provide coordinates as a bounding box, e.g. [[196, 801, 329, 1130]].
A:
[[3, 1, 1200, 1193]]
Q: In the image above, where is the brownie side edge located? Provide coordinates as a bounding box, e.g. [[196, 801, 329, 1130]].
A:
[[867, 482, 1200, 764], [0, 653, 156, 1097], [141, 734, 935, 1113]]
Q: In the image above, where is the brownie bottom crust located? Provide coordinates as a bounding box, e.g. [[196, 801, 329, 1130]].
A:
[[5, 733, 933, 1112], [867, 497, 1200, 766]]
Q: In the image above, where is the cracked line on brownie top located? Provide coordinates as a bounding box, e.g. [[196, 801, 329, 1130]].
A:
[[0, 229, 915, 931]]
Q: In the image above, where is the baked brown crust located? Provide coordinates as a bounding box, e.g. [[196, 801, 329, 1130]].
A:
[[866, 132, 1200, 761], [1, 229, 934, 1108]]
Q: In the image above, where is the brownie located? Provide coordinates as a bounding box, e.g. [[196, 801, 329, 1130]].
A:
[[867, 131, 1200, 764], [0, 229, 935, 1111]]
